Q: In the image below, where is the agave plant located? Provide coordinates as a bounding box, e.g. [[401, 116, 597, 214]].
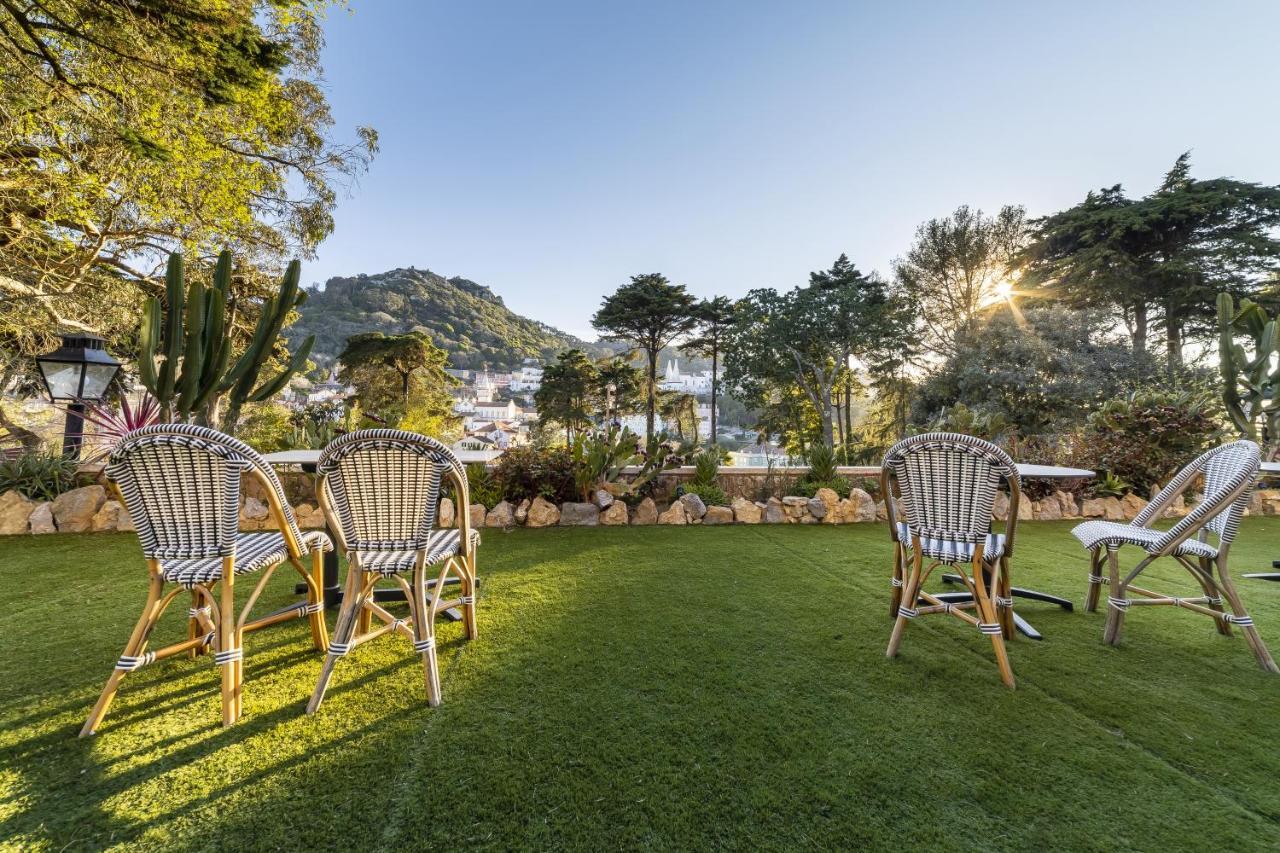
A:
[[63, 393, 160, 461]]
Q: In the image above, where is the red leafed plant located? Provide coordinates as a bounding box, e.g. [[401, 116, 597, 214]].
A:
[[65, 394, 161, 461]]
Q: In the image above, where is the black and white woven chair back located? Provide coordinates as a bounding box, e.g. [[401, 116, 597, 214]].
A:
[[318, 429, 464, 553], [107, 423, 293, 560], [1163, 440, 1259, 548], [884, 432, 1018, 546]]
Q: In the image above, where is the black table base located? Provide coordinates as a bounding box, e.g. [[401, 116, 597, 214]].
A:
[[935, 573, 1074, 641], [1243, 560, 1280, 582]]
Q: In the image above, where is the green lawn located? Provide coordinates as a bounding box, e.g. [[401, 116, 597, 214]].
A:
[[2, 521, 1280, 851]]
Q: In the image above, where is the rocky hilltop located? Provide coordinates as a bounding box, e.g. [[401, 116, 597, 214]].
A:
[[288, 267, 613, 370]]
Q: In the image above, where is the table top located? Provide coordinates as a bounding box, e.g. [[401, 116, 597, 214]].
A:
[[263, 448, 502, 466], [1262, 461, 1280, 475]]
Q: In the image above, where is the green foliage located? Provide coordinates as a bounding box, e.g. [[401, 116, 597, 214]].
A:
[[920, 403, 1014, 442], [287, 402, 343, 450], [338, 330, 457, 432], [571, 426, 642, 501], [1091, 471, 1131, 499], [1084, 390, 1225, 495], [787, 442, 851, 499], [491, 445, 578, 505], [0, 451, 80, 501], [466, 463, 504, 509], [786, 478, 852, 500], [691, 449, 721, 487], [685, 296, 736, 440], [536, 349, 600, 441], [138, 251, 315, 433], [0, 1, 376, 352], [682, 481, 730, 508], [235, 403, 294, 454], [912, 306, 1171, 435], [1217, 292, 1280, 445], [592, 273, 700, 437], [288, 269, 612, 371]]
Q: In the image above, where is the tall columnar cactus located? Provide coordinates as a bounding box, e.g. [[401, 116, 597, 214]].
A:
[[139, 251, 315, 433], [1217, 291, 1279, 445]]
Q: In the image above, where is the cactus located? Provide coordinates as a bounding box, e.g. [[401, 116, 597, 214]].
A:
[[139, 250, 315, 433], [1217, 291, 1280, 445]]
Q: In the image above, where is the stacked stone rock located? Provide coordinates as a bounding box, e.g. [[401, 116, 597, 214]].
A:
[[3, 484, 1276, 535]]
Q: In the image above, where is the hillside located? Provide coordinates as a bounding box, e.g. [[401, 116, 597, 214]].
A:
[[288, 267, 614, 370]]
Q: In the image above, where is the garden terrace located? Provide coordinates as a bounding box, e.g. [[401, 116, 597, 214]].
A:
[[3, 522, 1280, 849]]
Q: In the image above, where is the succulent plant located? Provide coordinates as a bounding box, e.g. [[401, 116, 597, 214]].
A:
[[1217, 292, 1279, 445], [139, 251, 314, 433]]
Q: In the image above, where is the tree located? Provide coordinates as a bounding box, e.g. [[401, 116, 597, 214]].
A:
[[592, 274, 699, 438], [595, 355, 645, 426], [1022, 154, 1280, 368], [659, 391, 699, 444], [684, 296, 734, 443], [535, 349, 598, 443], [338, 331, 456, 429], [724, 284, 843, 445], [894, 205, 1027, 358], [0, 1, 377, 350]]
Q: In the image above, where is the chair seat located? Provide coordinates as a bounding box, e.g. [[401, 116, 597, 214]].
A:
[[354, 529, 482, 576], [1070, 520, 1219, 559], [896, 522, 1006, 564], [159, 531, 333, 586]]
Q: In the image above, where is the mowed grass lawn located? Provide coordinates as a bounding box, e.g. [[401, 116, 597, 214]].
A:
[[3, 521, 1280, 851]]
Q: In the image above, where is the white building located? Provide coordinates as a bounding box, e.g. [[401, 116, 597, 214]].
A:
[[509, 361, 544, 392], [659, 359, 714, 395], [728, 443, 795, 467]]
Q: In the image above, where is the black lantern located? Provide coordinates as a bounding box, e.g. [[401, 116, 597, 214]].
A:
[[35, 333, 121, 459]]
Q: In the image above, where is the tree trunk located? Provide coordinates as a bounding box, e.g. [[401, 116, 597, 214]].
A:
[[645, 348, 658, 440], [709, 346, 718, 445], [843, 375, 854, 452], [1164, 311, 1182, 372], [1132, 302, 1148, 355]]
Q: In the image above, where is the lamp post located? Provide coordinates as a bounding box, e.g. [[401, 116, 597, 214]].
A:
[[35, 333, 122, 459]]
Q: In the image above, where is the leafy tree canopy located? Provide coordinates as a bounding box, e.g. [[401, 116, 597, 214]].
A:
[[0, 0, 377, 353], [337, 330, 456, 431]]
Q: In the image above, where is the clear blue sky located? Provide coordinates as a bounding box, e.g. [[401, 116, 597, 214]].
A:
[[312, 0, 1280, 339]]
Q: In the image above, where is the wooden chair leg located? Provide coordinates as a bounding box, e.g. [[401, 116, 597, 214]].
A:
[[461, 555, 478, 641], [81, 577, 164, 737], [187, 590, 203, 659], [1197, 557, 1231, 637], [889, 544, 904, 619], [307, 567, 364, 715], [1102, 547, 1126, 646], [307, 550, 328, 651], [972, 559, 1014, 688], [219, 567, 240, 727], [995, 557, 1015, 640], [1216, 555, 1279, 673], [886, 552, 922, 658], [1084, 548, 1103, 613], [412, 563, 442, 706]]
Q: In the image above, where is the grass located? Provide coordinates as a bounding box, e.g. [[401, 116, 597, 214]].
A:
[[2, 521, 1280, 851]]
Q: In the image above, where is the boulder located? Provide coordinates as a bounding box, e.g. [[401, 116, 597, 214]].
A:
[[731, 496, 762, 524], [29, 502, 56, 534], [469, 504, 486, 528], [703, 506, 734, 525], [526, 496, 561, 527], [764, 497, 785, 524], [807, 497, 828, 520], [1120, 493, 1148, 521], [1016, 498, 1033, 520], [1035, 499, 1062, 521], [0, 489, 35, 535], [1080, 498, 1106, 518], [600, 501, 629, 525], [295, 503, 326, 529], [593, 488, 614, 509], [631, 497, 658, 525], [679, 493, 707, 520], [847, 489, 877, 523], [51, 485, 106, 533], [1101, 497, 1125, 521], [559, 502, 600, 526], [814, 486, 840, 508], [781, 496, 809, 507], [1164, 492, 1188, 518], [486, 500, 515, 527], [1053, 490, 1080, 518], [514, 498, 531, 524], [438, 497, 455, 528], [91, 499, 126, 532], [657, 502, 687, 525], [241, 496, 269, 521]]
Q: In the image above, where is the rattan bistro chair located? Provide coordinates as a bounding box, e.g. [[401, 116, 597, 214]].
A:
[[1072, 440, 1277, 672], [882, 432, 1022, 688], [81, 424, 331, 736], [307, 429, 479, 714]]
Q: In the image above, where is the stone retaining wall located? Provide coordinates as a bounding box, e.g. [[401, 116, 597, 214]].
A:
[[7, 479, 1276, 535]]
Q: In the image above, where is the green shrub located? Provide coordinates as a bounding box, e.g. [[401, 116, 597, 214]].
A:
[[236, 402, 294, 454], [787, 477, 852, 499], [466, 462, 504, 509], [683, 481, 729, 508], [491, 445, 577, 505], [804, 442, 838, 482], [1085, 390, 1224, 495], [0, 452, 81, 501], [692, 448, 720, 487]]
